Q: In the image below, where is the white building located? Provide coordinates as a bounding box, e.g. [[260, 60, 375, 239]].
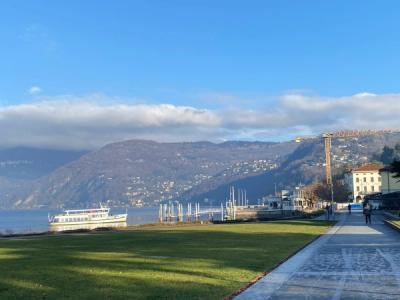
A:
[[263, 196, 281, 209], [262, 187, 316, 211], [289, 186, 310, 210], [345, 164, 382, 202]]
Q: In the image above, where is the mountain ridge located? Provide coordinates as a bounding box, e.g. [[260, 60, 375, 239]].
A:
[[0, 133, 399, 209], [0, 139, 297, 208]]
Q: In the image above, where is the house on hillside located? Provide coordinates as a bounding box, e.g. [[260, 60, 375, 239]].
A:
[[344, 164, 382, 202]]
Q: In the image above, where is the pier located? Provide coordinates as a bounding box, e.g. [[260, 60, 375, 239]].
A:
[[158, 186, 305, 223], [158, 202, 224, 222]]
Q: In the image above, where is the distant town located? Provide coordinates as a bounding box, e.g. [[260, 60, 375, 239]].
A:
[[0, 132, 399, 209]]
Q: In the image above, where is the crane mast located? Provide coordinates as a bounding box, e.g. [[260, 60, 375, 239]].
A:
[[323, 134, 332, 186]]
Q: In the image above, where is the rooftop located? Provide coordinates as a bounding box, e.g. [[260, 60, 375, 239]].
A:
[[352, 164, 382, 173]]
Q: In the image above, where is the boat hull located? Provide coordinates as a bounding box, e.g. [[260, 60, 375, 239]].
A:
[[49, 214, 127, 227]]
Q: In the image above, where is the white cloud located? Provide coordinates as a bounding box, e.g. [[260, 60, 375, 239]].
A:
[[0, 92, 400, 149], [28, 86, 42, 95], [0, 99, 221, 149]]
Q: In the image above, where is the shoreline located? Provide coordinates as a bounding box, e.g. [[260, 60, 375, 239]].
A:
[[0, 214, 328, 239]]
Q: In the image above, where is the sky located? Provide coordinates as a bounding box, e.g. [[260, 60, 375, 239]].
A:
[[1, 1, 400, 149]]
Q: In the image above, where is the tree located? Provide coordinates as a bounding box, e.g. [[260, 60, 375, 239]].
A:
[[380, 146, 396, 164], [301, 183, 320, 208], [390, 160, 400, 178], [314, 181, 351, 203], [395, 143, 400, 154], [374, 144, 400, 164]]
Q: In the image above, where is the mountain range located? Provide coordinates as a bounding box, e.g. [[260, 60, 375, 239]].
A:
[[0, 132, 399, 209]]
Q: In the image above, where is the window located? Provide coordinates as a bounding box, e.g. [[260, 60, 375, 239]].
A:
[[371, 177, 374, 182], [357, 186, 360, 192], [363, 177, 367, 182], [364, 186, 367, 192], [378, 177, 381, 182], [356, 178, 359, 183], [371, 186, 375, 192]]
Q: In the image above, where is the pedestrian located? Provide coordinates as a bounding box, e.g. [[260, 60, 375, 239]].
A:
[[330, 203, 335, 220], [363, 203, 372, 224], [348, 203, 352, 215], [325, 204, 331, 220]]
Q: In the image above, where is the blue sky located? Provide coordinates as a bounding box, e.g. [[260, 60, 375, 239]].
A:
[[1, 1, 400, 148]]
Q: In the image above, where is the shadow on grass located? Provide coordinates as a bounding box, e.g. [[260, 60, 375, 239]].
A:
[[269, 220, 336, 227], [0, 223, 331, 300]]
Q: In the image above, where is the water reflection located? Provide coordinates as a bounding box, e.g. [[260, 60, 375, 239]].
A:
[[49, 221, 127, 232]]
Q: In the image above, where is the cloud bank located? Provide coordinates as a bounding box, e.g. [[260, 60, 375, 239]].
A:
[[1, 92, 400, 149]]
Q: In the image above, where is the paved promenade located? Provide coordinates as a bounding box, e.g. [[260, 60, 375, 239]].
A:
[[236, 211, 400, 300]]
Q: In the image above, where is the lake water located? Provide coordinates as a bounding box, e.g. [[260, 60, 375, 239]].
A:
[[0, 207, 160, 234]]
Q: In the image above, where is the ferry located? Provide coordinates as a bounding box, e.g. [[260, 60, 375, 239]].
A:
[[48, 205, 127, 227]]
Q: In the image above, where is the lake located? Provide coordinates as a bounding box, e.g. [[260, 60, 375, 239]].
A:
[[0, 207, 160, 234]]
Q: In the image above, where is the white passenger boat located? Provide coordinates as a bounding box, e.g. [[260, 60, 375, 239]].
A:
[[48, 205, 127, 228]]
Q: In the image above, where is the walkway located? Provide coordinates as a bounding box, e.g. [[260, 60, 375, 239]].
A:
[[236, 211, 400, 300]]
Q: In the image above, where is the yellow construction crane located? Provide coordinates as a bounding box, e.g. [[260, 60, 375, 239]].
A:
[[296, 129, 397, 200], [295, 130, 399, 205]]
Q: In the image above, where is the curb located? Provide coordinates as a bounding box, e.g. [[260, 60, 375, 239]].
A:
[[384, 219, 400, 232], [383, 211, 400, 220], [224, 234, 323, 300]]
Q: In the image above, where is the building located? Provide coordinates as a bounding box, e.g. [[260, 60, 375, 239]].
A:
[[262, 189, 303, 210], [263, 196, 281, 209], [261, 186, 318, 211], [345, 164, 382, 202], [360, 166, 400, 210], [281, 190, 294, 210], [380, 166, 400, 194], [291, 186, 317, 210]]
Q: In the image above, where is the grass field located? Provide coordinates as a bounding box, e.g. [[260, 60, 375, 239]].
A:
[[0, 220, 333, 300]]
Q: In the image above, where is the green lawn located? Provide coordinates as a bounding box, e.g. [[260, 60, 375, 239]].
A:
[[0, 220, 333, 300]]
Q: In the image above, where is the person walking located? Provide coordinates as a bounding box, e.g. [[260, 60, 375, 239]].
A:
[[325, 204, 331, 220], [363, 203, 372, 224], [330, 203, 335, 220], [348, 203, 352, 215]]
